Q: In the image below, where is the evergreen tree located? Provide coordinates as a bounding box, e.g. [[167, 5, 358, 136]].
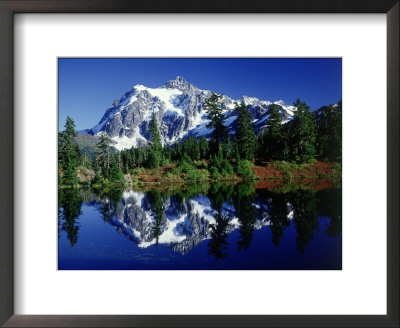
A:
[[289, 99, 317, 163], [148, 113, 163, 168], [162, 145, 171, 165], [199, 136, 209, 159], [172, 140, 183, 162], [130, 147, 136, 169], [120, 150, 131, 174], [182, 137, 200, 161], [316, 101, 342, 161], [208, 147, 234, 178], [261, 104, 285, 160], [223, 136, 234, 160], [205, 93, 228, 155], [58, 116, 81, 186], [108, 153, 124, 181], [95, 132, 112, 177], [234, 143, 241, 171], [81, 151, 92, 168], [64, 116, 77, 139], [234, 102, 257, 161], [136, 146, 148, 167]]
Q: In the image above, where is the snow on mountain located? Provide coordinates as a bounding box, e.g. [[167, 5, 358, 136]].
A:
[[86, 76, 297, 150]]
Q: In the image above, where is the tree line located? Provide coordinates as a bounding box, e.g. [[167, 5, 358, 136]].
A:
[[58, 93, 342, 186]]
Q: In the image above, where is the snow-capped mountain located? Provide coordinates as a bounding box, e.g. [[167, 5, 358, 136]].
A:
[[85, 76, 296, 150]]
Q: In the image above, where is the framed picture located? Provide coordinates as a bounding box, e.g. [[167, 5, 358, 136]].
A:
[[0, 0, 398, 327]]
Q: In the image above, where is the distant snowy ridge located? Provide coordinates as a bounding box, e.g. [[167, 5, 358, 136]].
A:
[[85, 76, 296, 150]]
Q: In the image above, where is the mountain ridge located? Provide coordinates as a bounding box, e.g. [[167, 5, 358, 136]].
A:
[[82, 76, 297, 150]]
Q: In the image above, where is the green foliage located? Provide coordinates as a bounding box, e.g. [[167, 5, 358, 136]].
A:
[[186, 168, 208, 182], [208, 183, 235, 211], [58, 170, 63, 186], [199, 136, 209, 159], [223, 136, 234, 160], [120, 148, 136, 173], [58, 116, 81, 186], [108, 153, 124, 182], [182, 137, 201, 161], [81, 151, 92, 168], [316, 101, 342, 161], [92, 186, 124, 222], [148, 113, 163, 169], [221, 160, 234, 176], [73, 133, 98, 160], [205, 92, 228, 155], [270, 160, 307, 172], [176, 161, 194, 175], [59, 97, 341, 187], [330, 162, 342, 178], [92, 171, 102, 185], [208, 149, 225, 177], [209, 166, 222, 180], [132, 167, 145, 176], [95, 132, 112, 177], [178, 153, 193, 171], [170, 153, 193, 177], [234, 102, 257, 160], [210, 148, 223, 169], [169, 153, 208, 181], [123, 146, 148, 168], [208, 148, 234, 179], [289, 99, 317, 163], [260, 104, 286, 160], [194, 159, 208, 169], [234, 143, 240, 171], [236, 160, 255, 179]]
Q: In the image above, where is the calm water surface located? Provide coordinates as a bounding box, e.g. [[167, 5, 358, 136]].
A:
[[58, 182, 342, 270]]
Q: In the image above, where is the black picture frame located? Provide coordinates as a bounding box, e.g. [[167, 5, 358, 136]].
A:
[[0, 0, 398, 327]]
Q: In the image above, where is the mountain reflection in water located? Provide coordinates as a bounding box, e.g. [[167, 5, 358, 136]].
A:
[[58, 181, 342, 270]]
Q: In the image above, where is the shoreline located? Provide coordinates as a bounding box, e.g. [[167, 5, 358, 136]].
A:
[[59, 160, 341, 192]]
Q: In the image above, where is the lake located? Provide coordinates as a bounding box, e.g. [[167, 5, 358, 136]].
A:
[[58, 181, 342, 270]]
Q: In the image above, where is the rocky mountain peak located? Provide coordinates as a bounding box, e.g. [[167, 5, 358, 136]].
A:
[[160, 75, 199, 92], [85, 76, 298, 150]]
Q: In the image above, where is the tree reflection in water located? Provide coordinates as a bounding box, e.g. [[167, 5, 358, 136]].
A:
[[290, 189, 318, 254], [97, 187, 124, 222], [58, 188, 82, 247], [147, 189, 165, 248], [208, 211, 230, 260], [58, 182, 342, 258], [234, 182, 257, 251], [264, 191, 291, 247]]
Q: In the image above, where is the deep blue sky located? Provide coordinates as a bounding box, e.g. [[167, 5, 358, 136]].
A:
[[58, 58, 342, 131]]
